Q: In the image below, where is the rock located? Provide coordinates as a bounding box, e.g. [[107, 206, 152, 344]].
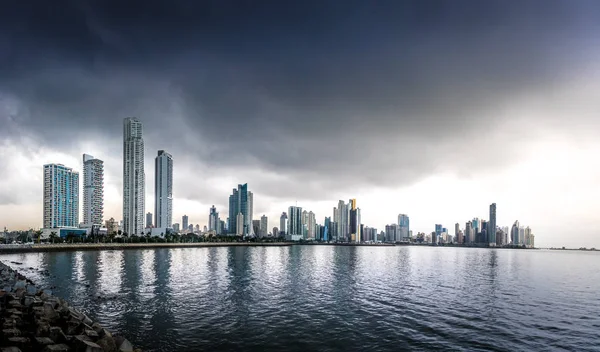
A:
[[91, 322, 103, 334], [13, 280, 26, 290], [36, 321, 51, 336], [118, 338, 134, 352], [96, 335, 117, 352], [35, 337, 55, 346], [8, 300, 23, 309], [1, 347, 23, 352], [66, 320, 82, 335], [85, 329, 99, 338], [3, 319, 16, 329], [2, 328, 21, 337], [14, 288, 26, 298], [6, 337, 30, 349], [80, 340, 103, 352], [43, 344, 70, 352], [43, 303, 60, 322], [82, 314, 93, 326], [26, 284, 37, 295], [23, 296, 34, 307], [49, 327, 67, 343]]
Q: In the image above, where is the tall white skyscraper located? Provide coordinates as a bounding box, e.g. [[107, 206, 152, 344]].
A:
[[123, 117, 145, 236], [43, 164, 79, 228], [336, 200, 349, 241], [82, 154, 104, 227], [154, 150, 173, 229]]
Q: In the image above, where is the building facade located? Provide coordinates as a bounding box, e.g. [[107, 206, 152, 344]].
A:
[[43, 164, 79, 228], [82, 154, 104, 227], [228, 184, 253, 235], [182, 215, 189, 233], [123, 117, 145, 236], [146, 212, 153, 228], [279, 212, 288, 237], [154, 150, 173, 229], [260, 215, 268, 238], [288, 206, 303, 241], [489, 203, 497, 246], [398, 214, 410, 241]]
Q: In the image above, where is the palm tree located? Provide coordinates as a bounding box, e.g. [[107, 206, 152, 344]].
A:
[[49, 232, 58, 244], [123, 232, 129, 243]]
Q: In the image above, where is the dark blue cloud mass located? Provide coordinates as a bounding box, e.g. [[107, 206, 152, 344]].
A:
[[1, 0, 600, 204]]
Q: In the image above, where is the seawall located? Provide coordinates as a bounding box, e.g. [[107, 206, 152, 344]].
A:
[[0, 260, 139, 351], [0, 242, 292, 254]]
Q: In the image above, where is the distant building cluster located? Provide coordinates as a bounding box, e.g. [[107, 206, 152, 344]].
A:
[[25, 117, 535, 247]]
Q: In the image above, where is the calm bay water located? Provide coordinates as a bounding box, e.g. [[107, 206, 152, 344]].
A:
[[1, 246, 599, 351]]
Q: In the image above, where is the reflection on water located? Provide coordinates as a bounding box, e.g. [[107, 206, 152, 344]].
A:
[[1, 247, 600, 352]]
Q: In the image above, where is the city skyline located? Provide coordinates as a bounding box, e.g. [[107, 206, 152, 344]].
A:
[[2, 1, 600, 248]]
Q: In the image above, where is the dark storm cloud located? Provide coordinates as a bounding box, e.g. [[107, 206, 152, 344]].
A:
[[1, 0, 599, 202]]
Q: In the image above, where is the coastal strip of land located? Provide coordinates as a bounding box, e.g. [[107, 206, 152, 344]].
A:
[[0, 242, 292, 254], [0, 260, 139, 351]]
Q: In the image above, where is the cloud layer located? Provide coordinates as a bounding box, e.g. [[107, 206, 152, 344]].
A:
[[1, 1, 600, 247]]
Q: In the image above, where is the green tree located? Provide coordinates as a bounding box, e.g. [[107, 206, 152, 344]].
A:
[[49, 231, 58, 244]]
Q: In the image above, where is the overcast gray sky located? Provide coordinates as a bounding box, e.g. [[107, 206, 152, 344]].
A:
[[1, 0, 600, 247]]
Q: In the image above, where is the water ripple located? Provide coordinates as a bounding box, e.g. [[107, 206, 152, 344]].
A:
[[1, 247, 599, 352]]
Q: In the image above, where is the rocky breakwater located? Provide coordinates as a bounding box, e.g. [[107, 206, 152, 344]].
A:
[[0, 261, 140, 352]]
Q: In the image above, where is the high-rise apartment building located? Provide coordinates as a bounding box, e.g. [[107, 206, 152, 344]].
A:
[[488, 203, 497, 246], [182, 215, 189, 232], [146, 212, 153, 228], [336, 200, 349, 242], [123, 117, 145, 236], [465, 221, 473, 243], [154, 150, 173, 229], [209, 205, 219, 233], [43, 164, 79, 228], [511, 220, 520, 245], [228, 184, 253, 235], [260, 215, 268, 238], [398, 214, 410, 241], [82, 154, 103, 227], [307, 211, 316, 240], [349, 199, 361, 242], [279, 212, 288, 236], [288, 206, 303, 240], [236, 213, 245, 236]]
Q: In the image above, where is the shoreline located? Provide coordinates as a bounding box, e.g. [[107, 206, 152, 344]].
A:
[[0, 242, 291, 254], [0, 260, 139, 351], [0, 242, 544, 254]]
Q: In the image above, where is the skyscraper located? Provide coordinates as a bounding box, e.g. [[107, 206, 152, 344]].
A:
[[82, 154, 104, 227], [236, 213, 244, 236], [454, 223, 460, 237], [43, 164, 79, 228], [489, 203, 497, 246], [228, 184, 253, 235], [182, 215, 189, 232], [260, 215, 268, 237], [146, 212, 153, 228], [336, 200, 349, 242], [279, 212, 288, 237], [288, 206, 303, 240], [511, 220, 520, 245], [398, 214, 410, 241], [209, 206, 219, 232], [307, 211, 316, 240], [154, 150, 173, 229], [349, 199, 361, 242], [123, 117, 145, 236], [435, 224, 443, 242]]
